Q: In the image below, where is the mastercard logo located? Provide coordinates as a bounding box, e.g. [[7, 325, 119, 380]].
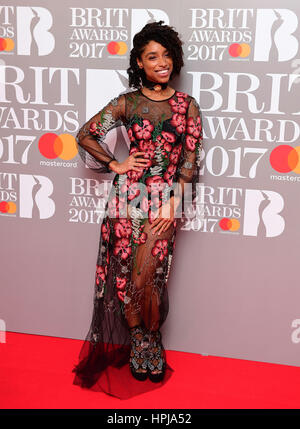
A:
[[219, 218, 240, 231], [107, 41, 128, 55], [38, 133, 78, 160], [0, 201, 16, 213], [270, 145, 300, 174], [228, 43, 250, 58], [0, 38, 14, 51]]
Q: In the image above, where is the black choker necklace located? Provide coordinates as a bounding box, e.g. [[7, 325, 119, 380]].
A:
[[143, 77, 168, 92]]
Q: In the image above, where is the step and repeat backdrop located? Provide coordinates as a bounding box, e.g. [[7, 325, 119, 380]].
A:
[[1, 0, 300, 367]]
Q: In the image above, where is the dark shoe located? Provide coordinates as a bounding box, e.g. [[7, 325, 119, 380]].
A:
[[129, 325, 149, 381], [147, 330, 166, 383]]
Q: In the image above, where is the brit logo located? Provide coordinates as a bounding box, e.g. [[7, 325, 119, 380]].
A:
[[243, 189, 285, 237], [0, 6, 55, 56], [19, 174, 55, 219], [254, 9, 298, 62]]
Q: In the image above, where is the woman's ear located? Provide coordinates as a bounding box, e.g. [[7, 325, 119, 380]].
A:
[[136, 58, 143, 69]]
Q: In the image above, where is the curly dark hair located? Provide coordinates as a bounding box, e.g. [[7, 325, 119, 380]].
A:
[[127, 21, 184, 89]]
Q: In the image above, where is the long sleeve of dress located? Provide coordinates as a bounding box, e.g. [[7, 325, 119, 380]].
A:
[[76, 94, 126, 173], [175, 96, 203, 210]]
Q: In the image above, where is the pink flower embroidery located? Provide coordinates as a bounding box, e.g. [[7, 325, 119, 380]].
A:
[[175, 91, 188, 98], [121, 179, 141, 201], [186, 135, 197, 152], [146, 175, 166, 196], [117, 290, 126, 302], [169, 144, 182, 164], [169, 97, 189, 114], [114, 219, 132, 238], [155, 136, 172, 156], [116, 277, 127, 290], [129, 147, 138, 156], [101, 221, 110, 242], [89, 122, 98, 133], [127, 168, 144, 182], [187, 116, 202, 139], [139, 139, 156, 160], [128, 128, 135, 142], [96, 265, 107, 284], [139, 232, 148, 244], [89, 121, 104, 137], [163, 163, 176, 186], [128, 182, 141, 201], [113, 238, 132, 260], [133, 119, 154, 140], [170, 113, 186, 134], [161, 131, 176, 143], [151, 239, 168, 261], [133, 231, 148, 245]]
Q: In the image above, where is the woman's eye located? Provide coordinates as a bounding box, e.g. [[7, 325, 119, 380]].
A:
[[149, 56, 156, 60]]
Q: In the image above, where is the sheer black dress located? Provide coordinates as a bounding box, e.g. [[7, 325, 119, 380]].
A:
[[72, 89, 203, 399]]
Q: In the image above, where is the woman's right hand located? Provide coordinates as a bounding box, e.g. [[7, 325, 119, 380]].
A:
[[108, 152, 149, 175]]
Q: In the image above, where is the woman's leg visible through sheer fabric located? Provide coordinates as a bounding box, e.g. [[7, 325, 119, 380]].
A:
[[125, 219, 175, 375], [129, 219, 174, 332]]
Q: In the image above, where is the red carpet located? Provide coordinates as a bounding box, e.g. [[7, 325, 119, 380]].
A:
[[0, 331, 299, 409]]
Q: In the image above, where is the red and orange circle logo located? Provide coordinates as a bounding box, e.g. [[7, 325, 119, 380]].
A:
[[0, 201, 16, 213], [219, 218, 240, 231], [0, 38, 14, 51], [228, 43, 250, 58], [270, 145, 300, 174], [107, 41, 128, 55], [38, 133, 78, 160]]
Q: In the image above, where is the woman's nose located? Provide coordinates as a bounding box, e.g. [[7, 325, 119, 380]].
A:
[[158, 56, 167, 67]]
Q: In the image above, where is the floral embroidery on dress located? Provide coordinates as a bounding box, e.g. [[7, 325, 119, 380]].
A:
[[151, 239, 168, 261], [73, 89, 203, 398]]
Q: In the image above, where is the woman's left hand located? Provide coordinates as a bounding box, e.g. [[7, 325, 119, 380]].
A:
[[150, 196, 181, 236]]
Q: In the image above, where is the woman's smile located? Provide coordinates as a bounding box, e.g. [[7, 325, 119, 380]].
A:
[[155, 69, 170, 77]]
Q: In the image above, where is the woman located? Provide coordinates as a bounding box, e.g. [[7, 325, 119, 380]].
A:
[[72, 21, 203, 399]]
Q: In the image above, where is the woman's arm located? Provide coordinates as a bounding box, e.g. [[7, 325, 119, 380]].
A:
[[175, 96, 203, 206], [76, 94, 124, 173]]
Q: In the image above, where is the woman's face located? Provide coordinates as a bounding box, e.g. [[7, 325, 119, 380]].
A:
[[136, 40, 173, 84]]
